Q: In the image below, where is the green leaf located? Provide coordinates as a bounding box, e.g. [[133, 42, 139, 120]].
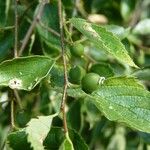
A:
[[50, 65, 64, 87], [0, 0, 7, 27], [0, 56, 55, 91], [44, 127, 65, 149], [67, 100, 82, 131], [35, 2, 60, 55], [70, 18, 137, 68], [133, 19, 150, 35], [7, 130, 31, 150], [89, 76, 150, 133], [39, 83, 52, 115], [26, 114, 57, 150], [59, 133, 74, 150], [44, 127, 88, 150], [69, 128, 88, 150], [0, 33, 13, 61]]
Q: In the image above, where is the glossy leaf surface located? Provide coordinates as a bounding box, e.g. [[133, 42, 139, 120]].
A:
[[90, 77, 150, 133], [0, 56, 54, 91]]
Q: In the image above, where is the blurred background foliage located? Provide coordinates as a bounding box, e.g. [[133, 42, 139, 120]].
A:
[[0, 0, 150, 149]]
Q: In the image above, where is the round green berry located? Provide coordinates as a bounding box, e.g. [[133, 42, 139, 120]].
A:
[[70, 43, 84, 57], [81, 73, 100, 93]]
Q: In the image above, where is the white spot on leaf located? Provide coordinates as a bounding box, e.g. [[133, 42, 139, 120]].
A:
[[9, 78, 22, 89], [83, 23, 99, 38], [39, 136, 44, 144], [109, 105, 113, 109]]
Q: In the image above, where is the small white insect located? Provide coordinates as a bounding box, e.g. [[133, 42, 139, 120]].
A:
[[98, 77, 105, 85], [9, 78, 22, 89]]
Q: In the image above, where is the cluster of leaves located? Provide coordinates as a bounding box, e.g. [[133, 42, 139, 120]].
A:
[[0, 0, 150, 149]]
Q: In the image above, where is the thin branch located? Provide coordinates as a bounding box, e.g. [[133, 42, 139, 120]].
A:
[[135, 43, 150, 51], [129, 0, 143, 27], [14, 0, 19, 57], [10, 0, 19, 130], [69, 0, 77, 34], [11, 99, 15, 128], [63, 22, 73, 43], [12, 0, 24, 129], [58, 0, 68, 133], [84, 53, 96, 63], [19, 1, 48, 56], [19, 0, 36, 24], [39, 21, 71, 44], [28, 34, 35, 55], [75, 0, 87, 18], [10, 91, 19, 130], [0, 26, 14, 31], [75, 37, 87, 44], [13, 89, 23, 110], [39, 21, 60, 37]]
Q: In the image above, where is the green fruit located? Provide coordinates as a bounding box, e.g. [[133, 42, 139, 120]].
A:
[[81, 73, 100, 93], [69, 65, 86, 84], [70, 43, 84, 57]]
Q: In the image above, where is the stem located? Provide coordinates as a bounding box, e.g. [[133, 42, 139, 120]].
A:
[[0, 26, 14, 31], [58, 0, 68, 133], [18, 1, 48, 56], [10, 0, 19, 130], [64, 22, 73, 44], [75, 0, 87, 18], [28, 34, 35, 55], [39, 21, 71, 44], [39, 21, 60, 37], [129, 0, 143, 27], [13, 89, 23, 110], [69, 0, 77, 34], [14, 0, 19, 57], [11, 100, 15, 128], [12, 0, 24, 129], [19, 1, 36, 24]]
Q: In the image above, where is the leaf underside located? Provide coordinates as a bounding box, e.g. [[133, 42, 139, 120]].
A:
[[26, 114, 57, 150]]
